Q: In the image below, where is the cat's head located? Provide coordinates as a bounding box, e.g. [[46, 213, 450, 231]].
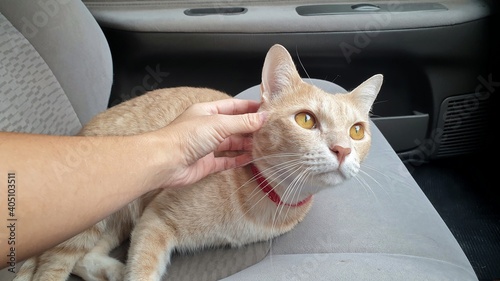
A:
[[252, 44, 383, 196]]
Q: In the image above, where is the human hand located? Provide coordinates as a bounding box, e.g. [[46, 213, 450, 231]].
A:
[[146, 98, 267, 189]]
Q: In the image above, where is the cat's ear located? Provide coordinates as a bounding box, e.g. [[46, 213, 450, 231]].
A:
[[260, 44, 302, 102], [350, 74, 383, 114]]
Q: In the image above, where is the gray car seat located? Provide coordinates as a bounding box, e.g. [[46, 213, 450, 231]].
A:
[[0, 1, 477, 281], [0, 0, 112, 135]]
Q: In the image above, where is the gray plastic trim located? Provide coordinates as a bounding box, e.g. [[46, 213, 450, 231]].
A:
[[83, 0, 492, 33]]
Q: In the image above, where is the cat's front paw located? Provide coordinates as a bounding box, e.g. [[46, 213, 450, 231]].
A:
[[73, 252, 125, 281]]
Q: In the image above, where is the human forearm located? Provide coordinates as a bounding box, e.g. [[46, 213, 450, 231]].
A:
[[0, 132, 165, 264], [0, 98, 264, 267]]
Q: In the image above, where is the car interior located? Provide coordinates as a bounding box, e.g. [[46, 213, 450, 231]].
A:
[[0, 0, 498, 280]]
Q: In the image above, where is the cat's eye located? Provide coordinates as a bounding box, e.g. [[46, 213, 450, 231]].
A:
[[350, 123, 365, 140], [295, 112, 316, 129]]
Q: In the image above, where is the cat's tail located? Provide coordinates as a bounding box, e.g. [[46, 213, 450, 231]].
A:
[[13, 224, 105, 281]]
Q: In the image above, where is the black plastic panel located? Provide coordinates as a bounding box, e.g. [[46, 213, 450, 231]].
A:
[[372, 113, 429, 152], [100, 16, 497, 159]]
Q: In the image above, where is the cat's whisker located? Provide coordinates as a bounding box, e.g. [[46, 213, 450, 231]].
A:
[[295, 47, 312, 83], [360, 163, 388, 177], [359, 169, 392, 199], [362, 164, 414, 190], [237, 158, 304, 204], [268, 168, 312, 261], [280, 167, 310, 209], [237, 160, 306, 224], [354, 172, 380, 203], [223, 155, 303, 206], [273, 167, 303, 216], [240, 159, 301, 201], [273, 167, 311, 232], [233, 161, 304, 224], [358, 167, 384, 189], [270, 165, 306, 239], [354, 174, 378, 201], [373, 99, 389, 105], [251, 153, 303, 161]]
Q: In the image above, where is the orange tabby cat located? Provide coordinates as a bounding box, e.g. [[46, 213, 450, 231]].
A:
[[14, 44, 383, 281]]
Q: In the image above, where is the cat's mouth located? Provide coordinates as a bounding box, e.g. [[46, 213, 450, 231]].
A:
[[310, 163, 361, 187], [306, 154, 361, 181], [312, 170, 347, 187]]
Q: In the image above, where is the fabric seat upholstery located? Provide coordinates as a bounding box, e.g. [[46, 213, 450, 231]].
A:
[[0, 0, 112, 134]]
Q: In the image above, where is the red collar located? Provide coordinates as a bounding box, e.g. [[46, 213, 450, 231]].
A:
[[250, 164, 312, 207]]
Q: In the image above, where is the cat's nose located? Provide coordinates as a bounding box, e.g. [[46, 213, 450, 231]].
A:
[[330, 145, 351, 164]]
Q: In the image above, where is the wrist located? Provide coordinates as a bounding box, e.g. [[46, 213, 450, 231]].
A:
[[133, 131, 178, 191]]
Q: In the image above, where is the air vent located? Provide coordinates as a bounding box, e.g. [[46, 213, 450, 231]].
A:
[[435, 93, 491, 158]]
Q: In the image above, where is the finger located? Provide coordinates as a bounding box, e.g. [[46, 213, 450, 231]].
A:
[[233, 153, 253, 167], [213, 111, 268, 138], [211, 153, 253, 174], [205, 99, 261, 115], [216, 135, 253, 152]]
